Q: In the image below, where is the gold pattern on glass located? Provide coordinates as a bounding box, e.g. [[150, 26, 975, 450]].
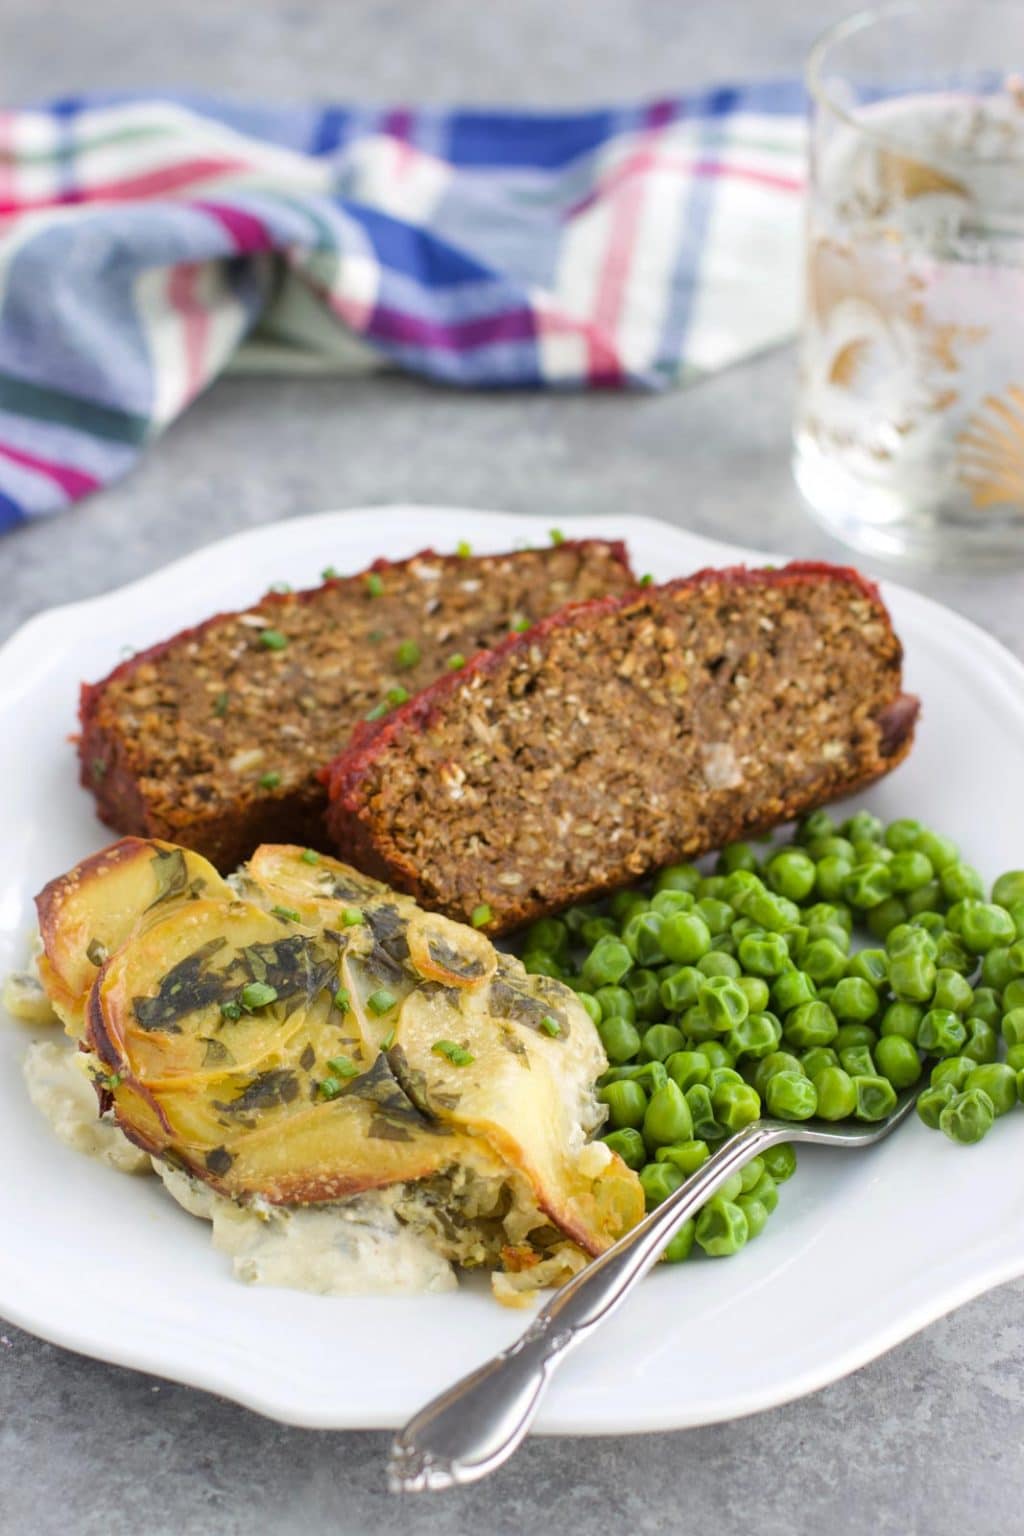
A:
[[957, 386, 1024, 508]]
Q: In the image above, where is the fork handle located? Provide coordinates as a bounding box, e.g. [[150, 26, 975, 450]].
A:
[[389, 1118, 789, 1491]]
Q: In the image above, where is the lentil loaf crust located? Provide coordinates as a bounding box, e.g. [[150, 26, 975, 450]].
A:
[[323, 561, 920, 933], [79, 540, 635, 872]]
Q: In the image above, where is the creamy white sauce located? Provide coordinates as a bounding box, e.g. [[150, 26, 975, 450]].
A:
[[22, 1042, 151, 1175]]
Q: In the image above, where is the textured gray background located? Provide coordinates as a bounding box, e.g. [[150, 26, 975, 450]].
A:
[[2, 2, 1023, 1533]]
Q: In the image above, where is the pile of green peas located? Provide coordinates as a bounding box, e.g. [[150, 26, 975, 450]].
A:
[[516, 809, 1024, 1263]]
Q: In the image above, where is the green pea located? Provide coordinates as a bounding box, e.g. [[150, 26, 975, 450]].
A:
[[735, 931, 788, 978], [665, 1050, 710, 1092], [640, 1024, 686, 1063], [727, 1012, 782, 1061], [643, 1081, 693, 1148], [945, 899, 979, 936], [761, 1146, 796, 1184], [766, 1071, 817, 1120], [682, 1005, 720, 1043], [801, 939, 848, 985], [784, 1001, 838, 1049], [694, 897, 737, 936], [737, 1155, 766, 1193], [713, 1081, 762, 1132], [867, 897, 909, 940], [597, 1016, 642, 1065], [601, 1127, 647, 1170], [963, 1024, 1000, 1063], [939, 1087, 995, 1145], [598, 1079, 648, 1130], [685, 1083, 720, 1141], [887, 921, 938, 958], [853, 1074, 897, 1121], [1002, 1007, 1024, 1047], [609, 890, 649, 923], [814, 854, 854, 902], [813, 1065, 857, 1119], [839, 1044, 876, 1077], [935, 931, 973, 975], [905, 881, 944, 915], [717, 840, 760, 874], [581, 936, 633, 989], [663, 1219, 697, 1263], [880, 1001, 923, 1042], [830, 976, 879, 1022], [983, 946, 1020, 990], [843, 863, 894, 909], [659, 964, 703, 1013], [930, 1054, 973, 1091], [765, 848, 817, 901], [887, 850, 935, 893], [967, 988, 1002, 1026], [960, 902, 1017, 954], [650, 890, 695, 919], [639, 1161, 684, 1209], [911, 911, 946, 941], [889, 950, 937, 1003], [721, 869, 764, 907], [833, 1023, 878, 1052], [660, 912, 712, 964], [990, 870, 1024, 909], [843, 810, 885, 844], [579, 992, 603, 1027], [695, 1040, 734, 1070], [741, 888, 802, 933], [771, 968, 817, 1013], [697, 951, 741, 978], [654, 1140, 710, 1175], [801, 1045, 840, 1080], [874, 1034, 922, 1089], [918, 1081, 957, 1128], [735, 975, 770, 1013], [565, 902, 606, 934], [845, 948, 888, 987], [580, 917, 618, 948], [525, 917, 569, 960], [621, 910, 667, 967], [885, 817, 923, 852], [965, 1063, 1018, 1117], [1005, 979, 1024, 1011], [913, 829, 959, 870], [932, 968, 974, 1014], [735, 1195, 769, 1240], [918, 1008, 967, 1058], [940, 863, 986, 903], [655, 863, 703, 895], [808, 835, 857, 863], [699, 975, 749, 1032], [595, 985, 636, 1024], [695, 1197, 749, 1256], [797, 808, 837, 843], [698, 874, 730, 900], [752, 1051, 806, 1096], [621, 968, 659, 1021], [1009, 1045, 1024, 1073], [522, 951, 564, 979], [1018, 1068, 1024, 1103]]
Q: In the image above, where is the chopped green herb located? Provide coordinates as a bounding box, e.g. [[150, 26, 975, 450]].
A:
[[510, 618, 531, 634], [220, 1001, 242, 1021], [381, 1026, 396, 1050], [240, 981, 278, 1011], [322, 565, 340, 580], [259, 628, 288, 651], [432, 1039, 475, 1067], [447, 652, 466, 670], [456, 540, 472, 558], [318, 1076, 343, 1100], [86, 938, 108, 967], [300, 848, 320, 865], [366, 572, 384, 597], [471, 904, 493, 929], [368, 629, 384, 644], [395, 640, 422, 670], [387, 686, 410, 707], [333, 986, 351, 1012], [540, 1015, 562, 1037], [550, 528, 565, 546], [269, 581, 292, 594], [91, 758, 107, 782], [639, 573, 654, 586], [327, 1054, 361, 1078], [368, 988, 397, 1016], [365, 700, 390, 722], [259, 771, 282, 790], [270, 905, 301, 923], [104, 1073, 122, 1090], [213, 690, 230, 718], [342, 908, 363, 927]]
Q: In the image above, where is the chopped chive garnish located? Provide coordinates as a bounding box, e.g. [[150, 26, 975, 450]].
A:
[[395, 640, 422, 670], [269, 581, 292, 594], [368, 629, 384, 643], [456, 540, 472, 558], [368, 988, 397, 1016], [240, 981, 278, 1010], [271, 904, 301, 923], [342, 908, 363, 927], [322, 565, 340, 581], [220, 1001, 242, 1021], [381, 1027, 396, 1050], [333, 986, 351, 1012], [327, 1054, 360, 1078], [366, 573, 384, 597], [259, 771, 282, 790], [318, 1076, 342, 1100], [510, 618, 531, 634], [432, 1039, 475, 1067], [639, 573, 654, 586], [470, 904, 493, 929], [387, 686, 410, 707], [365, 700, 390, 721], [446, 652, 466, 670], [213, 690, 230, 718], [540, 1015, 562, 1037], [300, 848, 320, 865], [104, 1073, 122, 1090], [549, 527, 565, 545], [91, 758, 107, 782], [259, 628, 288, 651]]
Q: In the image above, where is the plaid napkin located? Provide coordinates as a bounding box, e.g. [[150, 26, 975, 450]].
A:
[[0, 85, 805, 529]]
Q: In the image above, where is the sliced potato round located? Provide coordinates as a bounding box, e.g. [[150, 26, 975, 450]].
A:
[[406, 911, 496, 990]]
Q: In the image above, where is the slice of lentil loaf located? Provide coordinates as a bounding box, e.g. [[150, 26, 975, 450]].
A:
[[79, 540, 635, 871], [323, 562, 920, 933]]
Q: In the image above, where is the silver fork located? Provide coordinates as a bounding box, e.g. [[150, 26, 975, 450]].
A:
[[389, 1088, 923, 1492]]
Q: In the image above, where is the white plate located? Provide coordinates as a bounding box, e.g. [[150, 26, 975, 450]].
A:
[[2, 506, 1023, 1433]]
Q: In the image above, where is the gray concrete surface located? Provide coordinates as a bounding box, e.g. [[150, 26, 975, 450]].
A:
[[2, 2, 1023, 1533]]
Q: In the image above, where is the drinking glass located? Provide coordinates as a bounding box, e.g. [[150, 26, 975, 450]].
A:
[[793, 0, 1024, 563]]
